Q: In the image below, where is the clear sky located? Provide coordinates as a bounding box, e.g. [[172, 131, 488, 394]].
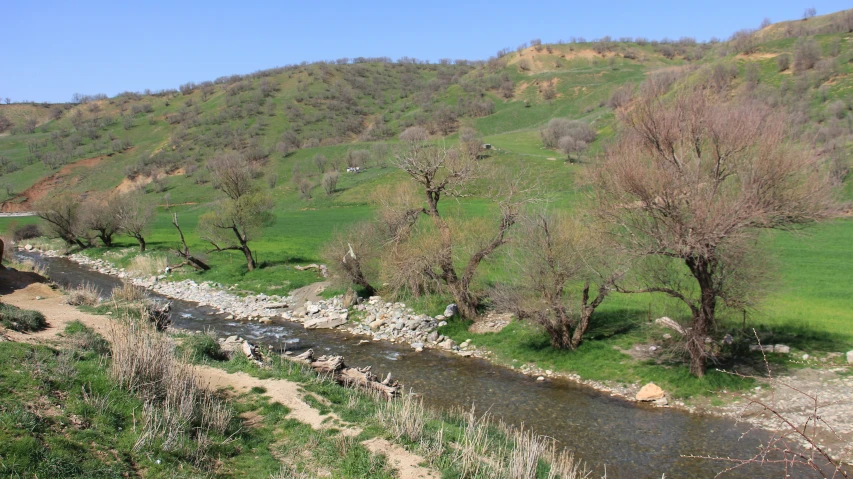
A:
[[2, 0, 851, 103]]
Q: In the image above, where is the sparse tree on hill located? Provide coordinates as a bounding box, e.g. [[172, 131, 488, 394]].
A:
[[794, 38, 821, 71], [322, 171, 339, 195], [115, 192, 155, 252], [399, 126, 429, 143], [313, 154, 328, 173], [591, 90, 837, 377], [199, 152, 274, 271]]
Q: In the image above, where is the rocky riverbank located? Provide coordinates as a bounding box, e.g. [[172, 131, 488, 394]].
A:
[[17, 245, 853, 465]]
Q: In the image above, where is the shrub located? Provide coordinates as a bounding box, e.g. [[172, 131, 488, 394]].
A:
[[13, 224, 42, 242], [183, 330, 227, 362], [65, 283, 100, 306], [540, 118, 597, 149], [0, 303, 47, 331]]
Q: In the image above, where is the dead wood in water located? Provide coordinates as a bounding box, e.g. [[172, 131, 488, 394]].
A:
[[285, 348, 400, 398]]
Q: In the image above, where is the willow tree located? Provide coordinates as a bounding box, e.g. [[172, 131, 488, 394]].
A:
[[199, 152, 274, 271], [592, 90, 836, 377]]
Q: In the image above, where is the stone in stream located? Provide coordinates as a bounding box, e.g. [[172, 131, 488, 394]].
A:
[[426, 331, 439, 343], [636, 383, 666, 401], [304, 315, 347, 330], [411, 342, 424, 352], [438, 338, 456, 350]]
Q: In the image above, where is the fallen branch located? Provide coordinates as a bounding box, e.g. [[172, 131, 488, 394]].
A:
[[294, 264, 329, 277], [284, 348, 399, 398]]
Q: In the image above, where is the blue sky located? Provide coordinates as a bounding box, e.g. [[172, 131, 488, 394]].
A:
[[2, 0, 851, 103]]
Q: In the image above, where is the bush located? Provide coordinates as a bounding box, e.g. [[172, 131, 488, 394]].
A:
[[13, 224, 42, 242], [65, 283, 100, 306], [0, 303, 47, 331], [183, 331, 227, 362]]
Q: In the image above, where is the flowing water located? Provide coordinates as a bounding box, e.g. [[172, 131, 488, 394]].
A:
[[17, 252, 826, 479]]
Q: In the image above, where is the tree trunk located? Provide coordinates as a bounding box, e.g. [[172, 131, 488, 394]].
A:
[[448, 281, 478, 319], [686, 256, 717, 378], [135, 235, 146, 252], [241, 244, 255, 271]]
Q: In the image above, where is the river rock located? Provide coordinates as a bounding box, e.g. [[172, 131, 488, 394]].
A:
[[427, 331, 439, 343], [259, 317, 272, 324], [304, 316, 347, 329], [773, 344, 790, 354], [439, 338, 456, 350], [443, 303, 458, 318], [653, 397, 669, 407], [369, 319, 385, 330], [636, 383, 666, 401], [24, 244, 33, 251], [847, 350, 853, 364], [654, 317, 685, 335], [411, 342, 424, 351], [306, 303, 321, 315]]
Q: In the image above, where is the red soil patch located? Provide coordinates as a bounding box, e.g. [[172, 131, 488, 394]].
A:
[[0, 155, 105, 212]]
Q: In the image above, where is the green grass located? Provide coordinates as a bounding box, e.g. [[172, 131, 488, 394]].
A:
[[0, 303, 47, 332]]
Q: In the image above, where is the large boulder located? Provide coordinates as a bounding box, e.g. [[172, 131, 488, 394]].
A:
[[304, 315, 347, 330], [636, 383, 666, 401], [443, 303, 458, 318]]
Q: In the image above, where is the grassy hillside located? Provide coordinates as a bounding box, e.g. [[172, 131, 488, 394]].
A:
[[1, 10, 852, 394]]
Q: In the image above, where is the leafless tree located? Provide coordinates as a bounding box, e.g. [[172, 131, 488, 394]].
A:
[[115, 191, 155, 252], [35, 193, 86, 249], [459, 126, 482, 159], [591, 90, 837, 377], [803, 7, 817, 19], [81, 195, 120, 247], [540, 118, 596, 149], [492, 211, 625, 349], [322, 171, 339, 195], [313, 154, 327, 173], [199, 152, 274, 271], [794, 38, 821, 71], [389, 142, 535, 318], [323, 221, 382, 296], [399, 126, 429, 144]]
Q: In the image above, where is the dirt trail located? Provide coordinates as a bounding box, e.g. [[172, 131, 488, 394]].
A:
[[0, 270, 440, 479], [193, 365, 361, 437], [363, 438, 439, 479]]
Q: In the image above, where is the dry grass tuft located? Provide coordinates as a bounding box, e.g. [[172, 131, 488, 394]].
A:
[[376, 391, 428, 442], [65, 282, 101, 306], [127, 254, 167, 276], [109, 316, 232, 463], [110, 281, 147, 304]]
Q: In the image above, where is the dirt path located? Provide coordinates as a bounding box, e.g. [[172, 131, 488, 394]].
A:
[[0, 270, 441, 479], [363, 438, 440, 479], [193, 365, 361, 437]]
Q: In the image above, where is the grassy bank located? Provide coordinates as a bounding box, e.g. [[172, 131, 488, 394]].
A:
[[0, 288, 596, 479]]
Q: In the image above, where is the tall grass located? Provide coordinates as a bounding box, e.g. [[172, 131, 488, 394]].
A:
[[65, 282, 100, 306], [375, 393, 592, 479], [108, 316, 232, 463], [127, 254, 167, 276]]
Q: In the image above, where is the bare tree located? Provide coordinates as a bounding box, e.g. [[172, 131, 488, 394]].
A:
[[115, 192, 155, 252], [313, 154, 327, 173], [399, 126, 429, 143], [794, 38, 821, 71], [199, 152, 274, 271], [459, 126, 482, 159], [390, 142, 534, 318], [591, 90, 837, 377], [35, 193, 86, 249], [493, 211, 624, 350], [540, 118, 596, 149], [323, 222, 382, 296], [81, 195, 120, 247], [322, 171, 339, 195]]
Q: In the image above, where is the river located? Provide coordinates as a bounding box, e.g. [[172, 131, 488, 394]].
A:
[[17, 251, 825, 479]]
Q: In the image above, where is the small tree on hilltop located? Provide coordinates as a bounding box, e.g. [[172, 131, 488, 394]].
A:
[[199, 152, 274, 271], [591, 90, 837, 377]]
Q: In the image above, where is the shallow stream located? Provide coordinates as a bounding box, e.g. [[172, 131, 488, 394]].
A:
[[18, 251, 823, 479]]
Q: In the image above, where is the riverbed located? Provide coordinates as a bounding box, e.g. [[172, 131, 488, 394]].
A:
[[17, 251, 825, 479]]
